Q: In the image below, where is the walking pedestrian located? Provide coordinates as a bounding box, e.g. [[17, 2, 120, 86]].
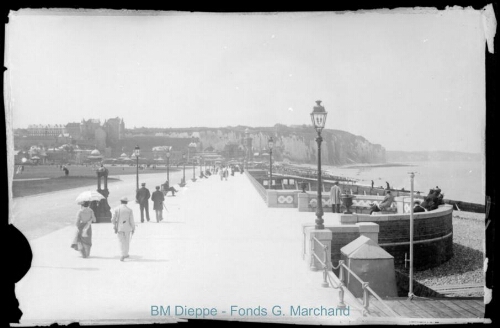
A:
[[151, 186, 165, 222], [329, 181, 342, 213], [136, 182, 151, 222], [112, 197, 135, 261], [71, 201, 96, 258]]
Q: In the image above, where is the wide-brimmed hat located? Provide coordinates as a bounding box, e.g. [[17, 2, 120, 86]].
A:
[[120, 196, 129, 202]]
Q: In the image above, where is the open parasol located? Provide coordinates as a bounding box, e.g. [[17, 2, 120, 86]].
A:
[[75, 190, 105, 204]]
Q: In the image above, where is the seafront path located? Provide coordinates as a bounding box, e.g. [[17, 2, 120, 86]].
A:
[[11, 170, 364, 325]]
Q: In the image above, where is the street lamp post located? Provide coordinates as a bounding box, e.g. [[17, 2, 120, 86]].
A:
[[189, 142, 197, 182], [192, 160, 197, 182], [134, 145, 140, 191], [310, 100, 328, 230], [268, 137, 274, 189], [180, 153, 186, 187], [166, 147, 171, 184]]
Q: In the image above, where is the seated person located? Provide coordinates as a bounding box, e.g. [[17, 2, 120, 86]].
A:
[[413, 200, 427, 213], [421, 189, 434, 209], [370, 190, 395, 214], [162, 180, 178, 196]]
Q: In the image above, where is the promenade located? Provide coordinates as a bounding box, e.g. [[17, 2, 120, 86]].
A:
[[13, 171, 363, 325]]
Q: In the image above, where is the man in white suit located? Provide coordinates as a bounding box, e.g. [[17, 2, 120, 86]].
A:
[[112, 196, 136, 261]]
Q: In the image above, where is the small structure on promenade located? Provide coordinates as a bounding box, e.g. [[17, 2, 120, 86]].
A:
[[341, 236, 398, 298]]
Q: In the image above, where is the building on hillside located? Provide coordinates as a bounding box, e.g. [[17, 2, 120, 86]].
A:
[[27, 124, 65, 137], [80, 118, 101, 140], [94, 127, 107, 151], [221, 142, 245, 159], [103, 117, 125, 142], [13, 128, 29, 137], [65, 122, 82, 140]]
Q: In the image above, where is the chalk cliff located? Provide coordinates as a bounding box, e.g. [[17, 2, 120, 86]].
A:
[[162, 124, 386, 166]]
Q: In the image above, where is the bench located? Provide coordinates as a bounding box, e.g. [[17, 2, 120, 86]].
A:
[[350, 199, 398, 214]]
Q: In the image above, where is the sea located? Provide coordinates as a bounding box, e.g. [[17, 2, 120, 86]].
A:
[[312, 161, 485, 205]]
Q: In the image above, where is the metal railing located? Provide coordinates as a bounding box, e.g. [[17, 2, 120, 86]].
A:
[[244, 171, 267, 202], [310, 236, 400, 317], [338, 260, 400, 317], [310, 236, 347, 309]]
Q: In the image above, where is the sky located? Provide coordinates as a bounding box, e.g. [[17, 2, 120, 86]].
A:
[[5, 8, 488, 153]]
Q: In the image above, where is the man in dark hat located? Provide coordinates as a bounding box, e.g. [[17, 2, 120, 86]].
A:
[[136, 182, 151, 223], [151, 186, 165, 222], [413, 200, 426, 213]]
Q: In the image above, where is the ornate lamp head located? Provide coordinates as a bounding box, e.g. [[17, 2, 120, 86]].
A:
[[310, 100, 328, 133]]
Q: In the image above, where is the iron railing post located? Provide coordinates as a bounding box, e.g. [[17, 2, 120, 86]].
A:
[[322, 244, 328, 287], [338, 286, 346, 309], [339, 260, 345, 283], [310, 236, 316, 271], [362, 282, 370, 316]]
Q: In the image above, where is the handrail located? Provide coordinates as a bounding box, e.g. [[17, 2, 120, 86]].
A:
[[311, 235, 400, 317], [244, 171, 267, 202], [309, 235, 347, 309], [339, 261, 400, 317]]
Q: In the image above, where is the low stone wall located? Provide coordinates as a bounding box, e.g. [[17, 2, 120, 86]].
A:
[[267, 190, 302, 208], [348, 194, 400, 214], [245, 170, 268, 202], [340, 205, 454, 270], [298, 193, 403, 213], [303, 221, 379, 275], [298, 192, 336, 212]]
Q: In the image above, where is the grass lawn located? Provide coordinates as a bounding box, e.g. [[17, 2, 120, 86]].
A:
[[12, 176, 121, 198], [11, 164, 185, 198], [13, 164, 182, 180]]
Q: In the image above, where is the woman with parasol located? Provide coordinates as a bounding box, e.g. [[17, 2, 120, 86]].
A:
[[71, 191, 102, 258]]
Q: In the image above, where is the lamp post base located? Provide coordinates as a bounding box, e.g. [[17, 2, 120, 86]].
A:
[[315, 209, 325, 230], [315, 223, 325, 230]]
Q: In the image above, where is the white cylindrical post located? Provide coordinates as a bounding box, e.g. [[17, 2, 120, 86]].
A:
[[409, 172, 415, 299]]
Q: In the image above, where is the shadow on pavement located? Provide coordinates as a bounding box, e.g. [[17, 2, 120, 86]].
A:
[[87, 255, 170, 263], [32, 266, 100, 271]]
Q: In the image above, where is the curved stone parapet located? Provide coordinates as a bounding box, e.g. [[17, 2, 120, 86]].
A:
[[347, 205, 454, 270]]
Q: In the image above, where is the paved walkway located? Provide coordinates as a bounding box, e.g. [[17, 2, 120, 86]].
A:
[[14, 172, 363, 325]]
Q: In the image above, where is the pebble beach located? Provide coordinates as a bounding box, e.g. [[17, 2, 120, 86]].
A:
[[401, 211, 485, 297]]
